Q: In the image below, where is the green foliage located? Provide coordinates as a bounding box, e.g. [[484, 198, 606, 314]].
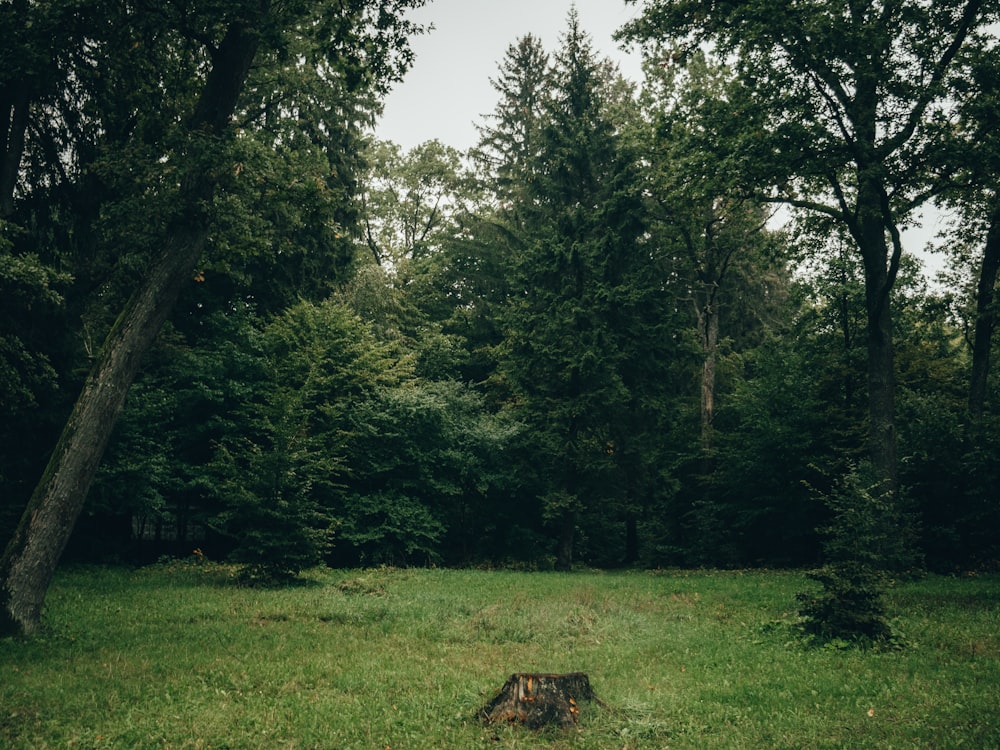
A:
[[797, 463, 906, 648], [621, 0, 995, 528], [7, 0, 1000, 581], [208, 298, 397, 582], [341, 491, 445, 566], [483, 13, 670, 568], [85, 306, 265, 561], [360, 139, 473, 270], [959, 416, 1000, 566], [797, 562, 896, 649], [0, 249, 69, 418], [703, 337, 834, 566], [1, 0, 430, 628], [211, 438, 339, 585], [470, 33, 550, 202], [0, 241, 74, 537], [341, 379, 520, 565], [86, 374, 179, 556]]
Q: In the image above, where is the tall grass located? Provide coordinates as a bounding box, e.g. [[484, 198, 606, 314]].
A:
[[1, 563, 997, 748]]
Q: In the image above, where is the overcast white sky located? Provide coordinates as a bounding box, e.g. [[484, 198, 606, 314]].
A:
[[374, 0, 644, 152]]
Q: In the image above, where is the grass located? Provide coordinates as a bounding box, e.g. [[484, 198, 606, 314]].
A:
[[1, 563, 998, 749]]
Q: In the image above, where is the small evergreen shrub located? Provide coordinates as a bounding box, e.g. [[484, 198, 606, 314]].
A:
[[797, 462, 902, 648], [797, 561, 893, 647]]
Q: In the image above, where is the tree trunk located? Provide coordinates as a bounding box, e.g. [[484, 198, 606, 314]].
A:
[[0, 20, 260, 637], [698, 301, 719, 452], [969, 208, 1000, 421], [1, 83, 30, 219], [863, 278, 897, 494], [623, 515, 639, 565], [555, 508, 576, 571], [480, 672, 602, 729], [856, 173, 900, 497]]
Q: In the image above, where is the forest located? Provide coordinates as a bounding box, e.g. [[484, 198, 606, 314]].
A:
[[2, 1, 999, 636]]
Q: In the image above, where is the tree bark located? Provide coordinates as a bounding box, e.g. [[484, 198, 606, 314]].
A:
[[969, 207, 1000, 421], [0, 83, 30, 220], [854, 155, 900, 498], [555, 508, 576, 571], [0, 20, 261, 636], [480, 672, 602, 729], [862, 260, 898, 495], [698, 300, 719, 453]]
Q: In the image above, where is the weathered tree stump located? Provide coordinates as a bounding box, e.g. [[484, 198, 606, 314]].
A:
[[479, 672, 602, 729]]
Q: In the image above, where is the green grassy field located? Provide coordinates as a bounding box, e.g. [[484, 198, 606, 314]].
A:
[[1, 563, 997, 749]]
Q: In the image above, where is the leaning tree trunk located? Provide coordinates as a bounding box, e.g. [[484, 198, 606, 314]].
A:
[[480, 672, 603, 729], [0, 21, 260, 637]]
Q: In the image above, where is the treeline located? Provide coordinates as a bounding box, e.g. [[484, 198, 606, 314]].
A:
[[3, 4, 999, 581]]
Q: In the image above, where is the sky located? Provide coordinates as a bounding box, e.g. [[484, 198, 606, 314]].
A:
[[374, 0, 645, 152]]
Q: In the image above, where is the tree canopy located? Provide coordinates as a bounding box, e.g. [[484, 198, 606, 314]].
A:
[[1, 0, 427, 635], [620, 0, 998, 494], [2, 3, 1000, 636]]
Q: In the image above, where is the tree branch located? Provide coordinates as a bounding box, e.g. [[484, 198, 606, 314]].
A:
[[880, 0, 985, 159]]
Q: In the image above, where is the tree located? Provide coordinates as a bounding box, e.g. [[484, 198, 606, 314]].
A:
[[470, 34, 550, 207], [796, 462, 899, 648], [1, 0, 103, 540], [620, 0, 997, 497], [338, 379, 518, 566], [0, 250, 71, 525], [1, 0, 426, 636], [414, 36, 553, 394], [704, 236, 874, 567], [933, 45, 1000, 420], [353, 138, 483, 380], [360, 139, 470, 269], [209, 298, 396, 582], [640, 51, 790, 453], [1, 8, 263, 636], [0, 0, 77, 220], [494, 12, 656, 569]]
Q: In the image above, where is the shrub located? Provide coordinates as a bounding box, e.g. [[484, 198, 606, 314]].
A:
[[796, 462, 902, 648], [340, 491, 444, 566], [797, 561, 894, 647]]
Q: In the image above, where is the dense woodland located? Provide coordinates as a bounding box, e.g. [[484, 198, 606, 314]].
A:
[[2, 1, 1000, 613]]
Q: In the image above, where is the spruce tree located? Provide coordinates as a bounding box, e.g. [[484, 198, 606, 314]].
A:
[[497, 12, 654, 568], [471, 34, 550, 207]]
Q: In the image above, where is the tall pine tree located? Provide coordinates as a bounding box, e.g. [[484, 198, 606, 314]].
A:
[[497, 12, 656, 568], [471, 34, 550, 208]]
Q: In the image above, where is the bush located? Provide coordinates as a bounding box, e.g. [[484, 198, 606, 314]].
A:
[[341, 491, 444, 566], [796, 462, 903, 648], [797, 561, 894, 647]]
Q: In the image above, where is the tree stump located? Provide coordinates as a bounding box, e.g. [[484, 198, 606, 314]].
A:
[[479, 672, 602, 729]]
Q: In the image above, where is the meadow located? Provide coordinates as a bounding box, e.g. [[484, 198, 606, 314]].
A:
[[1, 563, 997, 749]]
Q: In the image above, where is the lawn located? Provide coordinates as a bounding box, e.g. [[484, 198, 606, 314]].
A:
[[1, 563, 997, 748]]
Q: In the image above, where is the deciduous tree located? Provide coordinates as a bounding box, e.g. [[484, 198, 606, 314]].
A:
[[934, 45, 1000, 420], [621, 0, 997, 497], [0, 0, 426, 636], [640, 51, 790, 453]]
